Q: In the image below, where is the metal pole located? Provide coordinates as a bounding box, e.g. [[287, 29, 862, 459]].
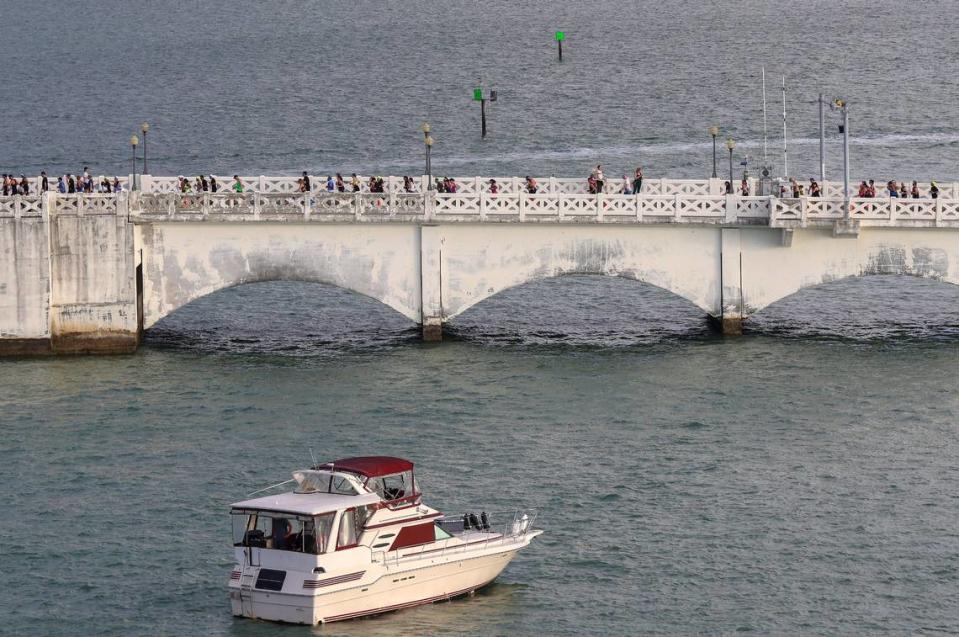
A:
[[132, 145, 138, 190], [728, 148, 734, 187], [818, 93, 825, 182], [426, 143, 432, 190], [143, 130, 148, 175], [558, 40, 563, 61], [711, 135, 717, 178], [842, 107, 850, 201], [781, 75, 788, 177], [481, 98, 487, 138], [761, 67, 768, 168]]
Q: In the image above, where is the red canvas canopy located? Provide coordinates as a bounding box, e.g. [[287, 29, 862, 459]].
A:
[[318, 456, 414, 478]]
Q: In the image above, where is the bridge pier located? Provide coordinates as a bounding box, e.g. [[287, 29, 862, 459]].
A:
[[422, 319, 443, 342], [718, 228, 746, 336], [0, 194, 138, 355], [420, 225, 445, 342], [708, 314, 744, 335]]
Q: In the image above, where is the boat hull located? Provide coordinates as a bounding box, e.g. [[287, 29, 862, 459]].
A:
[[230, 547, 520, 624]]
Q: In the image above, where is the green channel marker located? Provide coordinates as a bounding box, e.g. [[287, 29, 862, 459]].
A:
[[555, 31, 565, 41], [473, 88, 483, 101]]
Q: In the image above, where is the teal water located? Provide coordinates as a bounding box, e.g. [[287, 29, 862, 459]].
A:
[[4, 277, 959, 636]]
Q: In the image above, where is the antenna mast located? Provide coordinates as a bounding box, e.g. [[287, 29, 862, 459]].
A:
[[245, 478, 295, 498], [761, 67, 768, 168], [781, 75, 788, 177]]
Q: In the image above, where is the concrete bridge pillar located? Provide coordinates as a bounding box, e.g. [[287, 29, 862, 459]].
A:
[[420, 225, 445, 342], [47, 202, 138, 353], [0, 193, 138, 355], [719, 227, 745, 335]]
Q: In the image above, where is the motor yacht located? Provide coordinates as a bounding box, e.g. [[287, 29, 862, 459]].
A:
[[227, 456, 542, 624]]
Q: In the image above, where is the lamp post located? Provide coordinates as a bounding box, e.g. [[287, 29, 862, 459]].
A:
[[420, 122, 434, 190], [709, 126, 719, 178], [140, 122, 150, 174], [831, 98, 850, 202], [725, 137, 736, 191], [130, 134, 139, 190], [818, 94, 825, 183]]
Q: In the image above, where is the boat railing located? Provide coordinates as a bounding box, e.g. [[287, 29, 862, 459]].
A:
[[371, 509, 539, 568]]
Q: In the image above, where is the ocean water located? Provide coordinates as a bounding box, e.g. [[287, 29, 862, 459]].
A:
[[1, 0, 958, 182], [3, 1, 959, 635], [4, 277, 959, 636]]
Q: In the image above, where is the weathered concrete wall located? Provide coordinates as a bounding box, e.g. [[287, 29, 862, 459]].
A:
[[0, 216, 52, 353], [136, 223, 423, 327], [431, 224, 724, 319], [0, 209, 137, 355], [739, 227, 959, 313], [48, 213, 138, 353]]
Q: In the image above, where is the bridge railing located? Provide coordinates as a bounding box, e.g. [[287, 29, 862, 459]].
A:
[[0, 195, 45, 219], [0, 193, 127, 219], [12, 174, 959, 200], [770, 197, 959, 227], [6, 192, 959, 228], [136, 191, 426, 219], [138, 174, 959, 200], [132, 190, 763, 223], [130, 190, 959, 228], [52, 193, 123, 216], [141, 175, 731, 197]]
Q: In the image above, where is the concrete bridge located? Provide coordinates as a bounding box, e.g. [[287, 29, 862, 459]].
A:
[[2, 175, 959, 355]]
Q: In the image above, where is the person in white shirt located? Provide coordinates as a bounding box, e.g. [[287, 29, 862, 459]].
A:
[[591, 165, 605, 192]]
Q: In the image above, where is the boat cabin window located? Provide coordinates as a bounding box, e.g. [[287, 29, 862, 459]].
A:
[[367, 470, 417, 502], [356, 504, 375, 528], [232, 511, 336, 554], [337, 508, 359, 550]]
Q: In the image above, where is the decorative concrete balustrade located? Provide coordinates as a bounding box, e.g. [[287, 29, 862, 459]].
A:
[[12, 174, 959, 199], [4, 189, 959, 229], [131, 175, 959, 229], [0, 193, 124, 219], [130, 190, 959, 229], [138, 174, 959, 199], [772, 197, 959, 228]]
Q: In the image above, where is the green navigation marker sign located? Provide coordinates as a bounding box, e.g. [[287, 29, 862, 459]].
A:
[[473, 88, 483, 101], [555, 31, 565, 41]]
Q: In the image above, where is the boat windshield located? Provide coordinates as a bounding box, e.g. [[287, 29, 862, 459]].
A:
[[232, 511, 336, 554], [293, 470, 364, 496], [366, 470, 418, 503]]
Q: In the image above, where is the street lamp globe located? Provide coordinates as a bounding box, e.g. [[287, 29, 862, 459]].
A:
[[421, 122, 431, 134], [130, 134, 139, 147], [708, 126, 719, 138], [141, 122, 150, 134], [425, 135, 434, 147], [725, 137, 736, 151]]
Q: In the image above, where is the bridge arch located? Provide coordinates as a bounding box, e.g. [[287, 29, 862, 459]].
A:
[[136, 223, 423, 328], [737, 228, 959, 316], [431, 224, 724, 322]]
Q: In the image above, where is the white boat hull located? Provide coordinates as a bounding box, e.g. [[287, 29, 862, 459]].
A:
[[230, 544, 524, 624]]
